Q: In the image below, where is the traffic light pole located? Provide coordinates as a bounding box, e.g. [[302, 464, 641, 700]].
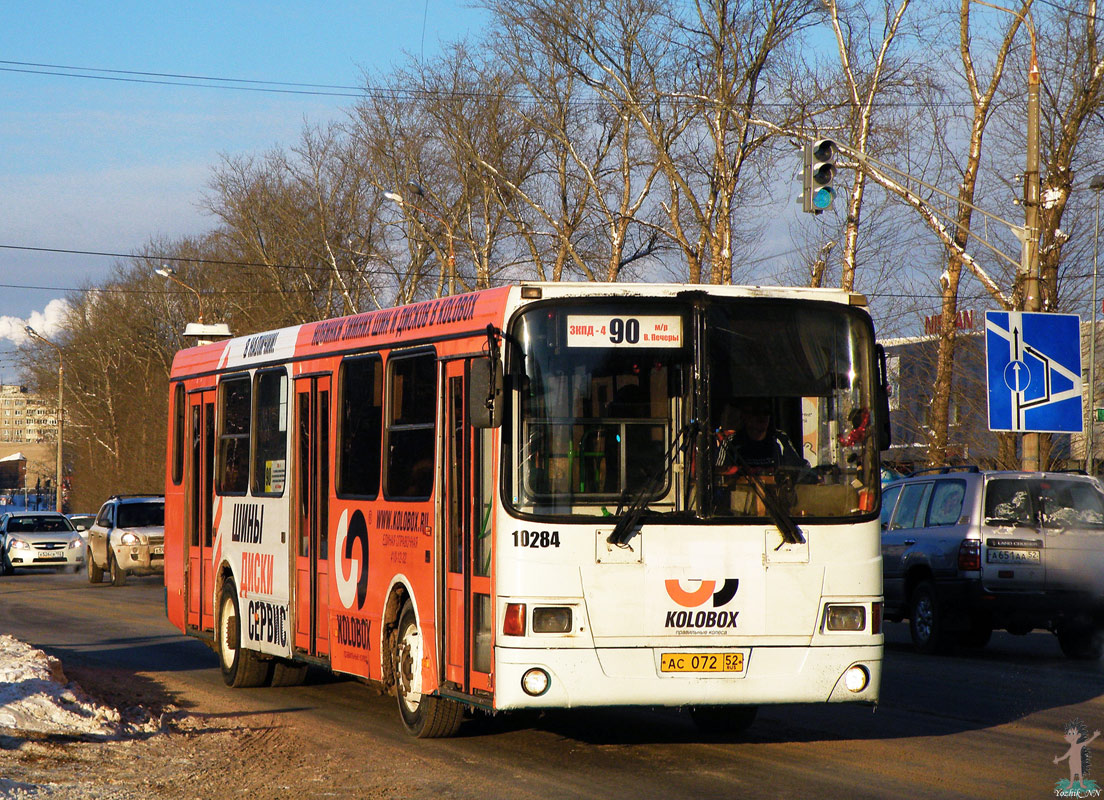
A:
[[1021, 42, 1042, 471]]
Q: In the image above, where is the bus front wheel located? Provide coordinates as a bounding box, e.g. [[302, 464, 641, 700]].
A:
[[393, 602, 463, 738], [217, 584, 271, 688]]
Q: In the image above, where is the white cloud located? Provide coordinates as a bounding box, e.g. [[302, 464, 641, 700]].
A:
[[0, 298, 71, 344]]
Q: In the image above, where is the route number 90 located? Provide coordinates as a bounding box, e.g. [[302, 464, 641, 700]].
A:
[[609, 317, 640, 344]]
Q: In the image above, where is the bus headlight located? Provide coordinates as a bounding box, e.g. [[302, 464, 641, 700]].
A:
[[824, 604, 866, 631], [843, 665, 869, 693], [521, 668, 550, 696], [532, 607, 571, 633]]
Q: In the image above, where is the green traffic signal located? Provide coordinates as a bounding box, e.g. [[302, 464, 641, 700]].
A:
[[802, 139, 838, 214]]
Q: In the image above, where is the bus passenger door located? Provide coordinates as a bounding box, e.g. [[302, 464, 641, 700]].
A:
[[186, 390, 216, 632], [294, 375, 331, 657], [443, 360, 493, 695]]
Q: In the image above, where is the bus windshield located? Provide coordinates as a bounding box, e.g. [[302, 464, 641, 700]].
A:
[[509, 297, 878, 521]]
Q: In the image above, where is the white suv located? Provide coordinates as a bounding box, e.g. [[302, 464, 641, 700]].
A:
[[86, 495, 165, 586]]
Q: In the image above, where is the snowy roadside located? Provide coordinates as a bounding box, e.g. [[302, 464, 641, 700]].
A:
[[0, 634, 164, 740], [0, 633, 173, 797]]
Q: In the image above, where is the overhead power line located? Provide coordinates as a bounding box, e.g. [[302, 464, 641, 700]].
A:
[[0, 58, 987, 109]]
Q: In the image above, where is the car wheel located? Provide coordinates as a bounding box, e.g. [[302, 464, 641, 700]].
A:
[[689, 705, 758, 737], [1057, 624, 1104, 660], [217, 583, 272, 688], [87, 550, 104, 583], [393, 601, 463, 738], [108, 552, 126, 586], [0, 551, 12, 577], [909, 580, 947, 654]]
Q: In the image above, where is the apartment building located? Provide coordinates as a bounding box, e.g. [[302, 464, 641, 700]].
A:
[[0, 384, 56, 444]]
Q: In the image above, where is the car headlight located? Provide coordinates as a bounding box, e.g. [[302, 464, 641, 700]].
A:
[[8, 537, 30, 550], [68, 538, 83, 549], [120, 532, 140, 545]]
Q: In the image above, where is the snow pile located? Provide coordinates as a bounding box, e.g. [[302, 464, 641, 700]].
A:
[[0, 634, 149, 738]]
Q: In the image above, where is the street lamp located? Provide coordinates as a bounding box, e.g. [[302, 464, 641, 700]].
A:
[[155, 265, 204, 323], [1087, 174, 1104, 474], [23, 326, 63, 513], [384, 190, 457, 293]]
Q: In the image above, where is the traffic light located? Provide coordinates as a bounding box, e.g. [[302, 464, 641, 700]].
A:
[[802, 139, 838, 214]]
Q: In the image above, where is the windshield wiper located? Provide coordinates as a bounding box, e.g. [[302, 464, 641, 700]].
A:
[[726, 448, 806, 546], [607, 422, 699, 547]]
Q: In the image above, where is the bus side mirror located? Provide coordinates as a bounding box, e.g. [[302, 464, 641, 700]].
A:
[[469, 357, 503, 429], [875, 344, 892, 451]]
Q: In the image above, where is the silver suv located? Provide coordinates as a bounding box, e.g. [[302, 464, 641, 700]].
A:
[[881, 468, 1104, 657], [86, 495, 165, 586]]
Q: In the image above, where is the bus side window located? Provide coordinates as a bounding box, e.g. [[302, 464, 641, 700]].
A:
[[217, 375, 251, 495], [171, 382, 185, 485], [338, 355, 383, 498], [386, 351, 436, 499], [252, 369, 288, 496]]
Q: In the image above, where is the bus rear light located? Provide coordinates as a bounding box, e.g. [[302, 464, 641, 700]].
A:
[[503, 603, 526, 636], [958, 539, 981, 571], [824, 604, 866, 631], [532, 607, 572, 633]]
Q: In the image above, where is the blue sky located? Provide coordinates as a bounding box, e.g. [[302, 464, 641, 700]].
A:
[[0, 1, 489, 378]]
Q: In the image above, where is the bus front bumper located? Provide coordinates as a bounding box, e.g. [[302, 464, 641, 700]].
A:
[[492, 644, 882, 710]]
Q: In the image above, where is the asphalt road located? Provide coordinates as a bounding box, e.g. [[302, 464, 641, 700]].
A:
[[1, 569, 1101, 799]]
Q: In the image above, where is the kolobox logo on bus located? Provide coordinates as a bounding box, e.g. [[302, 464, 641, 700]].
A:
[[334, 509, 370, 611], [665, 578, 740, 608], [664, 579, 741, 630]]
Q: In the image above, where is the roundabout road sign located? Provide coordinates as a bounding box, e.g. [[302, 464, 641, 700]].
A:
[[985, 311, 1082, 433]]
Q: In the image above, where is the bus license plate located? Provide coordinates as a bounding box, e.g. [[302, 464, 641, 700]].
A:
[[659, 652, 744, 673], [986, 548, 1040, 565]]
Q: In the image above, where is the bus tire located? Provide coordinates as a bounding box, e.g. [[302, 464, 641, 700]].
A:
[[108, 552, 126, 586], [218, 583, 271, 688], [87, 553, 103, 583], [269, 660, 308, 687], [394, 602, 463, 738], [689, 705, 758, 736]]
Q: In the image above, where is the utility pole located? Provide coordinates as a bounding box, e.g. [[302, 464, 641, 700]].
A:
[[1021, 35, 1042, 471]]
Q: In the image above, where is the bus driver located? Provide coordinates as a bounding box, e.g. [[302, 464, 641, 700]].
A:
[[715, 397, 808, 476]]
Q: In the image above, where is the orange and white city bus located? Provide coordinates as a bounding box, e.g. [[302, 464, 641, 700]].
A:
[[164, 282, 889, 737]]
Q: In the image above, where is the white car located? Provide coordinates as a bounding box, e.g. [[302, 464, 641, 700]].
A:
[[0, 511, 86, 574], [86, 496, 165, 586]]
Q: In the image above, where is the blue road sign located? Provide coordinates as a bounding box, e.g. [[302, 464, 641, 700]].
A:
[[985, 311, 1083, 433]]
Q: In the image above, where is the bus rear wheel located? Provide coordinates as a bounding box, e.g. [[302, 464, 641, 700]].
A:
[[217, 584, 271, 688], [393, 602, 463, 738], [269, 660, 308, 687]]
